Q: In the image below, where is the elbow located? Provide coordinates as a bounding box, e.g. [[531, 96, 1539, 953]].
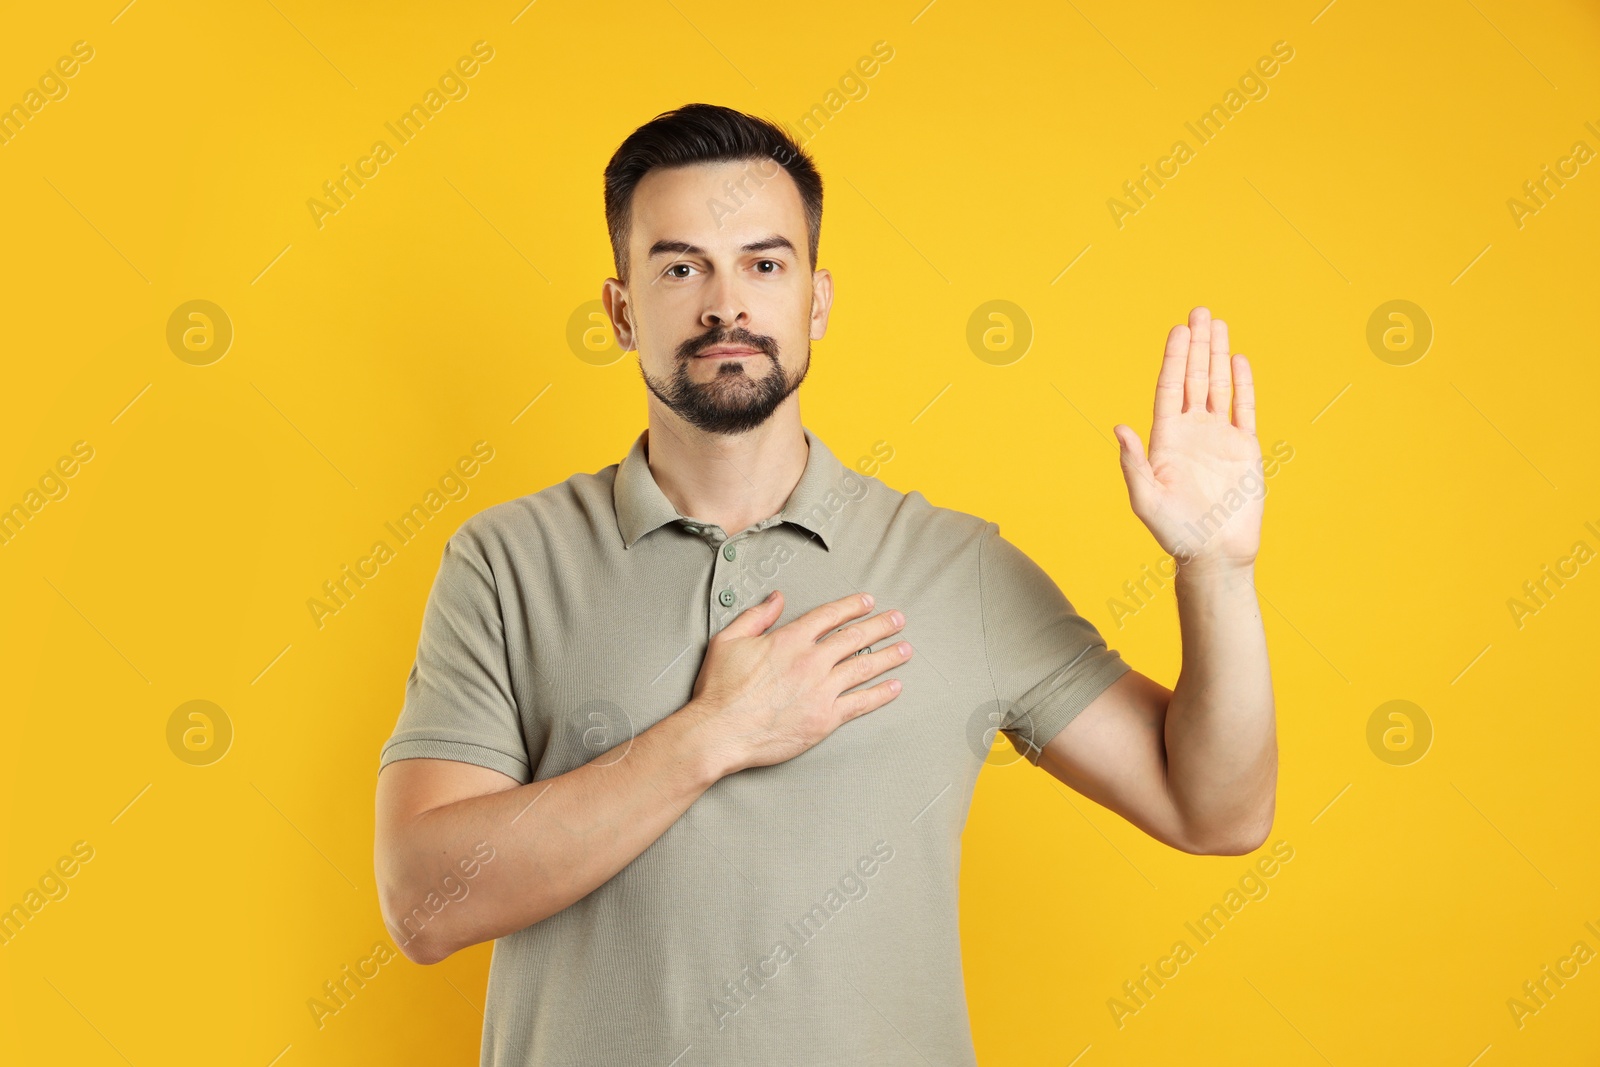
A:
[[1194, 830, 1270, 857], [381, 905, 455, 966], [1178, 805, 1275, 857], [375, 829, 462, 966], [377, 874, 455, 966], [397, 934, 451, 967]]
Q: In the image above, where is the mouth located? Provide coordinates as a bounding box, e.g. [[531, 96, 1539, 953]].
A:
[[693, 347, 761, 359]]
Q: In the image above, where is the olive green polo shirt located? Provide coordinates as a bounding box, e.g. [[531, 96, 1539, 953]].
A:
[[379, 424, 1131, 1066]]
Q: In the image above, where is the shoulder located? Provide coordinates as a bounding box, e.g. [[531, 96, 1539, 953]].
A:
[[445, 461, 621, 563], [843, 470, 993, 564]]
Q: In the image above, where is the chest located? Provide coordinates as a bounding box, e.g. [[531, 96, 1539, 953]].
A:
[[505, 523, 993, 792]]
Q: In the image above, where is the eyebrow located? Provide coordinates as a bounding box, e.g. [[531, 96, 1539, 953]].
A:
[[646, 235, 797, 260]]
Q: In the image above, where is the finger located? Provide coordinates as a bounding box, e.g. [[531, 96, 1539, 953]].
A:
[[834, 677, 903, 722], [1183, 306, 1211, 412], [788, 591, 876, 643], [818, 609, 906, 662], [1208, 317, 1231, 415], [716, 589, 785, 640], [1154, 324, 1188, 419], [1232, 354, 1257, 436], [831, 640, 913, 693]]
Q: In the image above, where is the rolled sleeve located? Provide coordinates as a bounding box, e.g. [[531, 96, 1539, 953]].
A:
[[979, 522, 1131, 765], [378, 528, 532, 784]]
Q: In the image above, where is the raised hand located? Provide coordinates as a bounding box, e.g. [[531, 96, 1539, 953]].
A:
[[1112, 306, 1263, 571]]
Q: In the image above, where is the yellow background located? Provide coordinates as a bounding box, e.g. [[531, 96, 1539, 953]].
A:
[[3, 0, 1597, 1063]]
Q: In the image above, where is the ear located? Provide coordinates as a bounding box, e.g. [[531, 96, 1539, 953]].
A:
[[600, 277, 634, 351], [809, 267, 833, 341]]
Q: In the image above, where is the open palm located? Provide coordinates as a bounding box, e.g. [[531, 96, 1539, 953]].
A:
[[1113, 307, 1263, 569]]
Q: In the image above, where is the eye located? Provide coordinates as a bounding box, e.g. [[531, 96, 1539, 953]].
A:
[[755, 259, 781, 273], [665, 262, 696, 279]]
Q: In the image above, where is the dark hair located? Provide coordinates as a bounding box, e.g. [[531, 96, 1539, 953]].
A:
[[603, 103, 823, 286]]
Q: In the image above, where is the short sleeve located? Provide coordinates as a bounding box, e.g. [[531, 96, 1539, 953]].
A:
[[378, 529, 533, 784], [979, 522, 1132, 765]]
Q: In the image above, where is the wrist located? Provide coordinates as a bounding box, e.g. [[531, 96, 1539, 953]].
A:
[[1173, 554, 1255, 585], [675, 699, 742, 785]]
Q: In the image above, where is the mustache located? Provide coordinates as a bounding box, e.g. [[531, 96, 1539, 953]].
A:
[[677, 326, 779, 361]]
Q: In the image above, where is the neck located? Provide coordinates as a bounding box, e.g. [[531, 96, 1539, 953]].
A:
[[643, 405, 808, 536]]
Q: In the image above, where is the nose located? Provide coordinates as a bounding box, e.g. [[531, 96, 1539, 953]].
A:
[[700, 273, 749, 331]]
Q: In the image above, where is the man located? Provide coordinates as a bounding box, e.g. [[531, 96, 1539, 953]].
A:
[[374, 102, 1275, 1065]]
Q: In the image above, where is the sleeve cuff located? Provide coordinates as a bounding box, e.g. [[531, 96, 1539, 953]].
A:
[[377, 737, 532, 784], [1005, 651, 1132, 766]]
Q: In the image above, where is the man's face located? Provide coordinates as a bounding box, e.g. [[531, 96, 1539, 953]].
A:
[[602, 159, 831, 436]]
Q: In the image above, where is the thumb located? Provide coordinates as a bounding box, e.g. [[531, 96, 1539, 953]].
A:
[[1113, 424, 1154, 490], [720, 588, 784, 639]]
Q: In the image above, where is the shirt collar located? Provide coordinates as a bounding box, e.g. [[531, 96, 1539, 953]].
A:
[[614, 425, 848, 551]]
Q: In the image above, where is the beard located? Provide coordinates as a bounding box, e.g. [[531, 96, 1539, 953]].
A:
[[638, 324, 809, 436]]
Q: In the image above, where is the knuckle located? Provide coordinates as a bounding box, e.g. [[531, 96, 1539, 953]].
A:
[[853, 649, 884, 679]]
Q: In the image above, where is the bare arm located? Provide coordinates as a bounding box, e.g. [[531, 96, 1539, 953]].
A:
[[1038, 306, 1276, 856], [375, 589, 912, 964], [1039, 561, 1275, 856], [375, 705, 725, 965], [1164, 557, 1275, 851]]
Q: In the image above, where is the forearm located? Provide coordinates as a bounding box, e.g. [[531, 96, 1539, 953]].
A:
[[1165, 560, 1277, 853], [380, 703, 730, 963]]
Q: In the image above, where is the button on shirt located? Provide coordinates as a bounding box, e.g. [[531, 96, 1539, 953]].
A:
[[379, 424, 1132, 1066]]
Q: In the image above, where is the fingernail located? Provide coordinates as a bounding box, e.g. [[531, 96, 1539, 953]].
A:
[[862, 593, 874, 608]]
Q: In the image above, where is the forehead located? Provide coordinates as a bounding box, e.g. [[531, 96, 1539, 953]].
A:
[[629, 159, 807, 256]]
